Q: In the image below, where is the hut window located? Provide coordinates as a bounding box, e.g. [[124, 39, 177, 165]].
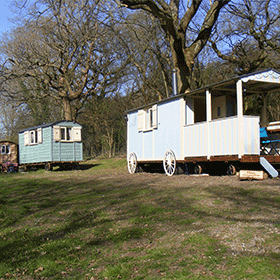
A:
[[60, 127, 72, 141], [1, 145, 10, 154], [138, 105, 157, 131], [54, 126, 80, 142], [24, 128, 43, 145], [30, 130, 38, 144], [146, 108, 153, 129]]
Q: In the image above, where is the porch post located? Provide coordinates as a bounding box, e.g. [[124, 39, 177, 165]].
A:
[[237, 80, 243, 118], [206, 89, 212, 122], [236, 80, 244, 158], [206, 89, 212, 159]]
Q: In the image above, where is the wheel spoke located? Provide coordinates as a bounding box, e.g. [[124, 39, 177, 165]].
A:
[[163, 150, 176, 176], [128, 152, 137, 174]]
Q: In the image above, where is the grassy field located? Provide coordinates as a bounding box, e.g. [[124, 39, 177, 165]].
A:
[[0, 158, 279, 279]]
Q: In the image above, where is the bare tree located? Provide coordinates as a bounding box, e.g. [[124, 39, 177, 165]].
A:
[[208, 0, 280, 126], [0, 0, 130, 121], [0, 96, 26, 142], [210, 0, 280, 74], [118, 10, 173, 103], [118, 0, 231, 93], [80, 94, 128, 157]]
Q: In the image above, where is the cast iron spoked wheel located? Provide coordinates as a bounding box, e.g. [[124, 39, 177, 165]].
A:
[[163, 150, 176, 176], [128, 152, 138, 174], [227, 164, 236, 176], [194, 164, 202, 175]]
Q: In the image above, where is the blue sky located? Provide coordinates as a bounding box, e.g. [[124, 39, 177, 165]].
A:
[[0, 0, 15, 36]]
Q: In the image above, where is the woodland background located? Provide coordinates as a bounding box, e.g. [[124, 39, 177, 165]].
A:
[[0, 0, 280, 158]]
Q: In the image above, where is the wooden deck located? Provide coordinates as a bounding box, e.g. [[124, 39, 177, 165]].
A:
[[184, 155, 261, 163]]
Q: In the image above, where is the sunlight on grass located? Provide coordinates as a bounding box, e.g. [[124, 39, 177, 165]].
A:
[[0, 158, 280, 279]]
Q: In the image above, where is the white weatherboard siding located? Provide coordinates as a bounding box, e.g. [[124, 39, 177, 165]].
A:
[[154, 100, 182, 160], [184, 121, 208, 157], [128, 108, 260, 162], [127, 99, 182, 161], [184, 116, 260, 158], [243, 116, 260, 155], [127, 112, 142, 161]]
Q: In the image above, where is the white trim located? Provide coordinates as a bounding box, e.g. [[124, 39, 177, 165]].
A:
[[241, 69, 280, 83], [138, 110, 144, 131], [136, 156, 185, 162], [73, 127, 82, 141], [206, 89, 212, 122], [206, 89, 212, 159], [152, 105, 158, 128], [138, 106, 158, 132], [180, 98, 185, 159], [29, 130, 37, 145], [37, 128, 42, 144], [237, 80, 243, 118], [24, 131, 29, 146], [142, 129, 145, 159], [53, 126, 61, 141], [60, 127, 73, 142], [236, 80, 244, 158], [127, 115, 130, 161], [152, 128, 155, 158]]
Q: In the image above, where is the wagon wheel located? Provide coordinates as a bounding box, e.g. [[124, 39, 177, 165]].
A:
[[163, 150, 176, 176], [45, 162, 53, 171], [194, 164, 202, 175], [227, 164, 236, 176], [128, 152, 138, 174]]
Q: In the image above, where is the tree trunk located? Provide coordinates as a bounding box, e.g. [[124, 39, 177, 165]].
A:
[[168, 36, 191, 94], [63, 96, 72, 121]]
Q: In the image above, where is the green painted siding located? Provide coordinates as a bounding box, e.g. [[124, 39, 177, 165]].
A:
[[19, 127, 52, 164], [52, 141, 83, 161], [19, 121, 83, 164], [74, 142, 83, 161]]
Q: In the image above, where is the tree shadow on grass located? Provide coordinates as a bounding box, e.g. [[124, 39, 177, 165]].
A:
[[0, 175, 156, 270], [1, 172, 280, 277]]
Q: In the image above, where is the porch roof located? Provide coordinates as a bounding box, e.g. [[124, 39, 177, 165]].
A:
[[188, 68, 280, 98]]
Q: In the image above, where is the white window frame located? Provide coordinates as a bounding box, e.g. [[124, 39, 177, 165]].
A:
[[138, 104, 158, 132], [53, 126, 81, 142], [60, 127, 73, 142], [30, 130, 38, 145], [24, 128, 43, 146], [1, 145, 10, 154]]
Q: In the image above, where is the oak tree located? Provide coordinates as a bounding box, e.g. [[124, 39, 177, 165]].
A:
[[119, 0, 231, 93], [0, 0, 130, 121]]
